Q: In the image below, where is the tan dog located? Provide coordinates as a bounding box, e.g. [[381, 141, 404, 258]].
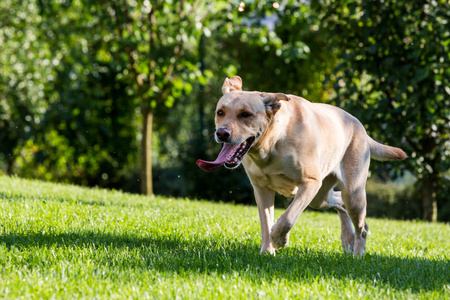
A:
[[197, 76, 407, 256]]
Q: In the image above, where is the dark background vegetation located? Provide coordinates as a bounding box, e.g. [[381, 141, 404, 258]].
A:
[[0, 0, 449, 221]]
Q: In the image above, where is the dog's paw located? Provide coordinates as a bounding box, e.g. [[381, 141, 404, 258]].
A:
[[260, 244, 276, 256], [270, 230, 290, 250], [341, 233, 355, 254], [270, 221, 291, 249], [342, 242, 354, 254]]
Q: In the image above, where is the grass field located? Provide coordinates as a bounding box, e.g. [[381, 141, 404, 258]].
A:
[[0, 176, 449, 299]]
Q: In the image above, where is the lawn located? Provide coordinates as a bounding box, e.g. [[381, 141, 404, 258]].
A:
[[0, 176, 449, 299]]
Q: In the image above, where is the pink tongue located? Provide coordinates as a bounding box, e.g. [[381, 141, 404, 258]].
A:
[[196, 143, 241, 172]]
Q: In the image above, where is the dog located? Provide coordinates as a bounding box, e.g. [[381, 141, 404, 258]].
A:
[[197, 76, 407, 256]]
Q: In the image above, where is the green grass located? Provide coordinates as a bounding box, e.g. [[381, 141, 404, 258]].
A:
[[0, 176, 449, 299]]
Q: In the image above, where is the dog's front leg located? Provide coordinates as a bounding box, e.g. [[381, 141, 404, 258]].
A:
[[253, 185, 276, 255], [271, 178, 321, 249]]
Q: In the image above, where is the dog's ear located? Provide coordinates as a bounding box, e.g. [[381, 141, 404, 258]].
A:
[[261, 93, 289, 115], [221, 76, 243, 94]]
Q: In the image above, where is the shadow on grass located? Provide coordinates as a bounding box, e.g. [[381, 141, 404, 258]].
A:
[[1, 230, 448, 293]]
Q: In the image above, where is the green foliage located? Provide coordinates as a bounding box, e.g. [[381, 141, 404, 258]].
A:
[[366, 178, 422, 221], [0, 0, 141, 186], [0, 176, 449, 299], [319, 0, 450, 220], [321, 0, 450, 177], [210, 0, 335, 100], [0, 1, 52, 172]]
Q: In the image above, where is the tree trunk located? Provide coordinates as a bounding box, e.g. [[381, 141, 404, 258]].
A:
[[140, 106, 153, 196], [422, 176, 438, 222]]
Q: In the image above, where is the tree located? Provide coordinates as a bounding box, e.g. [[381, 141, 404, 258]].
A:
[[107, 0, 210, 196], [320, 0, 450, 221]]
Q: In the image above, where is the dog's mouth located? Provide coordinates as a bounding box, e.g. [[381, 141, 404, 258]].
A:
[[196, 137, 255, 172]]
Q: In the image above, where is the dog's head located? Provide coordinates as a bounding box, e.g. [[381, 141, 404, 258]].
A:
[[196, 76, 289, 172]]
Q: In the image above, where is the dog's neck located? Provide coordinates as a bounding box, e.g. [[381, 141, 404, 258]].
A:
[[248, 109, 290, 162]]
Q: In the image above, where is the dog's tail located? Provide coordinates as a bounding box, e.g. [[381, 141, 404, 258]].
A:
[[368, 136, 407, 161]]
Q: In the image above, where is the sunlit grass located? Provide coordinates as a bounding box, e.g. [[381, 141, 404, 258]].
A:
[[0, 176, 449, 299]]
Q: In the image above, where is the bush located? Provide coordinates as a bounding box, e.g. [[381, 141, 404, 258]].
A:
[[366, 177, 450, 222]]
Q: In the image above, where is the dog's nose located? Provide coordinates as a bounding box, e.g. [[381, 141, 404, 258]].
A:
[[216, 128, 231, 142]]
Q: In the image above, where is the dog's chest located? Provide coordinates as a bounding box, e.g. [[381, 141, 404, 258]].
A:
[[244, 161, 300, 197]]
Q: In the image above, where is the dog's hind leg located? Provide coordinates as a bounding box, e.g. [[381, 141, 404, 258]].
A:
[[340, 138, 371, 256], [341, 187, 369, 256], [331, 191, 356, 253], [309, 180, 355, 253]]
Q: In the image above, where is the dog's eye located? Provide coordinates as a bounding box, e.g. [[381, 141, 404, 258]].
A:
[[240, 111, 252, 118], [217, 110, 224, 117]]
